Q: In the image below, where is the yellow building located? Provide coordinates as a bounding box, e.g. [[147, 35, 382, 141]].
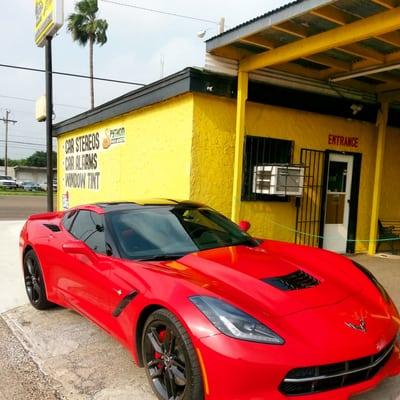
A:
[[54, 0, 400, 255]]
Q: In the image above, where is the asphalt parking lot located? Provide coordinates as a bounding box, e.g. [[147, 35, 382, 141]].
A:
[[0, 217, 399, 399]]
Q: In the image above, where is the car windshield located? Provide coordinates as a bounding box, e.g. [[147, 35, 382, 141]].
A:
[[109, 206, 258, 260]]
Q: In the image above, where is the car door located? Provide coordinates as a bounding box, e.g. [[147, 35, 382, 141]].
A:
[[60, 210, 114, 329]]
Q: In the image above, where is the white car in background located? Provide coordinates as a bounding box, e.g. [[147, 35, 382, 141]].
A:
[[0, 175, 17, 189], [39, 180, 57, 192]]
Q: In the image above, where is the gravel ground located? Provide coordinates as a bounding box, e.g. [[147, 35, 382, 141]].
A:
[[0, 317, 62, 400]]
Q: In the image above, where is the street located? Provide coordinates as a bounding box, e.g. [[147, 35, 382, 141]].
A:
[[0, 195, 49, 220]]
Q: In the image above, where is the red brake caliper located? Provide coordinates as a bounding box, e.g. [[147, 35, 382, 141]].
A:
[[155, 329, 166, 368]]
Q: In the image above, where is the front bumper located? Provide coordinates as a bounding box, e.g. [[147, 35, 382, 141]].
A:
[[197, 334, 400, 400]]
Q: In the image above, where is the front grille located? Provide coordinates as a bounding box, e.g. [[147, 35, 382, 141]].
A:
[[262, 270, 320, 291], [280, 340, 395, 395]]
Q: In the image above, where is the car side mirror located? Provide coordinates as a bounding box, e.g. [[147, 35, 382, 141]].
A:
[[238, 220, 251, 232]]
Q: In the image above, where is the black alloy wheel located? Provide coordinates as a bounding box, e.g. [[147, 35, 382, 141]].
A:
[[142, 309, 203, 400], [23, 250, 54, 310]]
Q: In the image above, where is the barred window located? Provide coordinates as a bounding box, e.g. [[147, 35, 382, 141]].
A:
[[242, 135, 294, 201]]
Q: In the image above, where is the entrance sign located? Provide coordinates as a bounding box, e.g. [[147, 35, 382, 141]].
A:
[[328, 134, 359, 148], [35, 0, 64, 47]]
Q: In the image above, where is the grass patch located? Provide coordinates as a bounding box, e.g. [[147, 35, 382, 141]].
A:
[[0, 189, 47, 196]]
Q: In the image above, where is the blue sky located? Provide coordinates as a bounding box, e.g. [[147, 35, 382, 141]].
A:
[[0, 0, 290, 158]]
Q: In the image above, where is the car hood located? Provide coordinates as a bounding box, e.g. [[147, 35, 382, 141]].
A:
[[166, 241, 370, 318]]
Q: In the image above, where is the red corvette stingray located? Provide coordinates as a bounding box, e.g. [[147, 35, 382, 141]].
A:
[[20, 200, 400, 400]]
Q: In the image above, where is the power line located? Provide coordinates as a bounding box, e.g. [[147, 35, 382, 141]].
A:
[[100, 0, 219, 24], [0, 144, 46, 152], [0, 94, 85, 110], [6, 133, 50, 141], [0, 140, 45, 147], [0, 63, 145, 87]]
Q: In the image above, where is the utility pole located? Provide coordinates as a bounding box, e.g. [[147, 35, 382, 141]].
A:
[[0, 110, 17, 176]]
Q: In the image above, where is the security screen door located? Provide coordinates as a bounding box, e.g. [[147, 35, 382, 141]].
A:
[[323, 153, 354, 253]]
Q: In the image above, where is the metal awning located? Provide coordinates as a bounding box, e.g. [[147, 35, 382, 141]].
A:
[[206, 0, 400, 94]]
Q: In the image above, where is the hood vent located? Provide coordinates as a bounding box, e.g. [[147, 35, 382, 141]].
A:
[[262, 270, 320, 291]]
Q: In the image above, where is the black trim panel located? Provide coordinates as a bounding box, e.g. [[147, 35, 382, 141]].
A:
[[112, 290, 138, 317]]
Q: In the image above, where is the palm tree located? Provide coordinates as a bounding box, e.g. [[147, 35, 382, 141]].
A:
[[67, 0, 108, 109]]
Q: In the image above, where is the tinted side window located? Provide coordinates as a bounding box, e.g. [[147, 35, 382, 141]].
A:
[[62, 210, 77, 231], [70, 211, 106, 254]]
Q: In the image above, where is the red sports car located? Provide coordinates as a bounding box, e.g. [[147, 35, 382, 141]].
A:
[[20, 200, 400, 400]]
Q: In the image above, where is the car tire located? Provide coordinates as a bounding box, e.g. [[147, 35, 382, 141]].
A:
[[23, 249, 55, 310], [142, 308, 204, 400]]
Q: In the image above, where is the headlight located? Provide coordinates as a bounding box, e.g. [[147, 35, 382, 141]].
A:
[[352, 261, 390, 303], [190, 296, 284, 345]]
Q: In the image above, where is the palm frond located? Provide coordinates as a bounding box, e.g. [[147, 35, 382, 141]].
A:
[[67, 13, 91, 45], [67, 0, 108, 47], [76, 0, 98, 17], [94, 19, 108, 45]]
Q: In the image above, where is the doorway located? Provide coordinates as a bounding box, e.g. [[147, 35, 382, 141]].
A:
[[323, 153, 354, 253]]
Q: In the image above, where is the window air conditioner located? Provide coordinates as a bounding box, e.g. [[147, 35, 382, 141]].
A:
[[252, 165, 304, 196]]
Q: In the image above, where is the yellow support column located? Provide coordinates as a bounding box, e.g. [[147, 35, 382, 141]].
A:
[[368, 101, 389, 255], [231, 71, 248, 222]]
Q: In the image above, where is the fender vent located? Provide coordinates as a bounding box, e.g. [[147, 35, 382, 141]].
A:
[[263, 270, 320, 291], [43, 224, 61, 232]]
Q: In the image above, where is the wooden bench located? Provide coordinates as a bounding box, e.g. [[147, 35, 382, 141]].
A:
[[377, 220, 400, 253]]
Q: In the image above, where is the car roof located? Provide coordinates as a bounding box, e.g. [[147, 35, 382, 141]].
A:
[[72, 199, 206, 214]]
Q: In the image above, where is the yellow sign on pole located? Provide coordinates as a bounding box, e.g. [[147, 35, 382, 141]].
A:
[[35, 0, 64, 47]]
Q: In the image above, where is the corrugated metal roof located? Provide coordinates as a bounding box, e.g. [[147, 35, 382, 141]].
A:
[[206, 0, 335, 52], [205, 0, 400, 94], [208, 0, 305, 41], [334, 0, 386, 18]]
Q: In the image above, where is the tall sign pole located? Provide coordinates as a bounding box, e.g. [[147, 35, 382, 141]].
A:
[[35, 0, 63, 211], [45, 37, 54, 211]]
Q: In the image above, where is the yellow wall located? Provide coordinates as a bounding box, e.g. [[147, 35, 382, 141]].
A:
[[57, 90, 400, 254], [190, 93, 400, 253], [57, 94, 194, 210], [381, 128, 400, 221]]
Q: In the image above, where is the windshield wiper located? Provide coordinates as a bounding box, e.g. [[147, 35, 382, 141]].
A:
[[137, 253, 189, 262]]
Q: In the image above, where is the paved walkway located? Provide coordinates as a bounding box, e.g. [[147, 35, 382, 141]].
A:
[[0, 221, 26, 313]]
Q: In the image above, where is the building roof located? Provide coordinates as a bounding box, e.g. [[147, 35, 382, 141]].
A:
[[53, 67, 400, 136], [205, 0, 400, 96], [207, 0, 325, 50], [13, 166, 56, 172], [54, 68, 194, 136]]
